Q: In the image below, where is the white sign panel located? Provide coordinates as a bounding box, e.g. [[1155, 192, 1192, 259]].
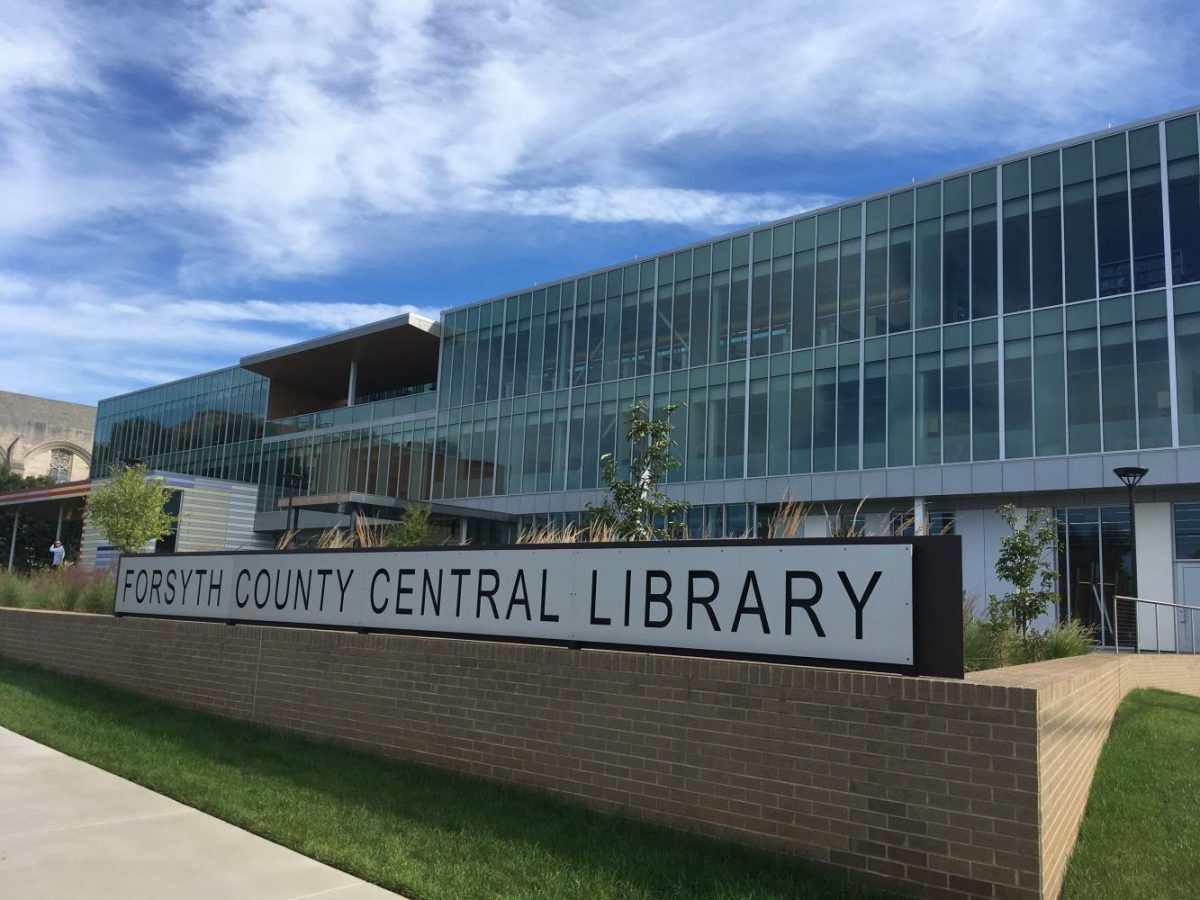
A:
[[115, 543, 914, 667]]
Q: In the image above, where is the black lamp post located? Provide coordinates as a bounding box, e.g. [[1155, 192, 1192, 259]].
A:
[[283, 472, 303, 533], [1113, 465, 1149, 597]]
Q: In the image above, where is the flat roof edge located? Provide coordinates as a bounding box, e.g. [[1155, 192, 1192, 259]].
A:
[[240, 311, 440, 368]]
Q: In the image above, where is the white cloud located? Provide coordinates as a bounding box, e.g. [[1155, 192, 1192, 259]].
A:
[[0, 0, 1194, 402], [0, 271, 437, 403]]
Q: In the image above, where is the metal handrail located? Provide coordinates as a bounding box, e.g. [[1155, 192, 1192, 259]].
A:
[[1114, 595, 1200, 654]]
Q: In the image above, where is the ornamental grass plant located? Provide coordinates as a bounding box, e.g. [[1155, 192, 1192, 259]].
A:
[[0, 566, 115, 615]]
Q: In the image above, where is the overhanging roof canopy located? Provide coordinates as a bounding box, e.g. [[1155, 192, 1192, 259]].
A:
[[240, 312, 441, 398]]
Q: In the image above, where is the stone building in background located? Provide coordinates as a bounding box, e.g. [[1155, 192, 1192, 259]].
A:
[[0, 390, 96, 483]]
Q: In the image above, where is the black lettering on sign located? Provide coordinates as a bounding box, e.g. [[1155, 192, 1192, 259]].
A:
[[370, 568, 390, 614], [122, 568, 135, 604], [537, 570, 557, 622], [451, 568, 470, 616], [135, 569, 148, 603], [274, 570, 291, 610], [785, 571, 824, 637], [506, 569, 531, 621], [731, 571, 769, 634], [180, 570, 194, 605], [422, 570, 443, 616], [335, 570, 353, 613], [839, 570, 882, 640], [687, 571, 720, 631], [395, 569, 415, 615], [476, 569, 500, 619], [295, 570, 312, 611], [589, 570, 610, 626], [623, 570, 632, 627], [644, 570, 672, 628], [236, 569, 251, 608], [149, 570, 163, 604], [254, 570, 270, 609], [164, 569, 177, 604], [316, 569, 333, 612]]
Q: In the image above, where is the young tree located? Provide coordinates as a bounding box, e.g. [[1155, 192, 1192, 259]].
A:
[[989, 504, 1059, 636], [86, 464, 177, 555], [587, 401, 690, 540], [385, 504, 439, 547]]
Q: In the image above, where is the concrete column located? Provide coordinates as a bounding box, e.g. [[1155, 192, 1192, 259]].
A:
[[913, 496, 928, 536], [347, 360, 358, 407], [458, 517, 468, 545], [6, 510, 19, 572]]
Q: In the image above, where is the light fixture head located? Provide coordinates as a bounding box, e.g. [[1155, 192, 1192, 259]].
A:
[[1113, 465, 1149, 489], [283, 471, 303, 488]]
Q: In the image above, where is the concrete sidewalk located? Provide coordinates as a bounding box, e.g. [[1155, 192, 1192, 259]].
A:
[[0, 727, 404, 900]]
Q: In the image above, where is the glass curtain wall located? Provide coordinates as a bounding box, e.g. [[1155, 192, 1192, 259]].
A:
[[416, 112, 1200, 500]]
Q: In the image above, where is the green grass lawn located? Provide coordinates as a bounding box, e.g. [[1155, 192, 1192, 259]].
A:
[[1061, 689, 1200, 899], [0, 656, 893, 900]]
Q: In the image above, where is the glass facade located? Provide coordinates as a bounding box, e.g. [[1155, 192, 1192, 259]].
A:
[[89, 110, 1200, 524], [432, 112, 1200, 502], [93, 367, 268, 483]]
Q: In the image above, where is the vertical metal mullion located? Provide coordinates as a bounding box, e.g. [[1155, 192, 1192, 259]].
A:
[[1126, 130, 1142, 448], [743, 236, 753, 480], [967, 176, 975, 462], [1028, 163, 1037, 455], [998, 164, 1007, 460], [1160, 121, 1181, 448], [1094, 139, 1108, 453], [1060, 150, 1070, 457], [859, 203, 867, 470]]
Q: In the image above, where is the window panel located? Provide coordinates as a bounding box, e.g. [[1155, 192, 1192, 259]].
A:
[[1130, 125, 1166, 290], [1167, 115, 1200, 285], [747, 377, 768, 476], [914, 220, 941, 328], [971, 342, 999, 460], [888, 226, 912, 332], [836, 362, 859, 470], [1033, 330, 1066, 455], [815, 245, 838, 345], [862, 359, 887, 468], [1100, 319, 1137, 451], [971, 204, 998, 318], [790, 366, 813, 473], [943, 347, 970, 462], [1066, 321, 1101, 453], [864, 233, 888, 336], [943, 212, 970, 323], [767, 372, 790, 475], [915, 347, 941, 464], [839, 237, 861, 342], [729, 265, 749, 360], [691, 275, 711, 367], [812, 365, 837, 472], [887, 354, 913, 467], [751, 260, 771, 356], [1004, 336, 1033, 457], [792, 249, 815, 349], [1176, 306, 1200, 445], [1136, 315, 1171, 447], [711, 270, 731, 363], [770, 256, 792, 353]]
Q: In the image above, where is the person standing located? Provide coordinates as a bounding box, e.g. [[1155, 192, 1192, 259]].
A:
[[49, 539, 66, 568]]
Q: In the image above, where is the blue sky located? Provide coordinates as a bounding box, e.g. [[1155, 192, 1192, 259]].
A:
[[1, 0, 1197, 405]]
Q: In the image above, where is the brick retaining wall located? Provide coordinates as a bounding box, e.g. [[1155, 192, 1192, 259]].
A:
[[1, 608, 1197, 899]]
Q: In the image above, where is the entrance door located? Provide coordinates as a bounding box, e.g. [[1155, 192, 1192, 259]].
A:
[[1057, 506, 1133, 648]]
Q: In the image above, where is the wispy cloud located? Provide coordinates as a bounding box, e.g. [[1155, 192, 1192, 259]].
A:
[[0, 0, 1194, 403], [0, 270, 435, 402]]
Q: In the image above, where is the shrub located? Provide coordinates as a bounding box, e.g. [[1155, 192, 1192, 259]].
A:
[[963, 602, 1094, 671], [0, 567, 115, 615]]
